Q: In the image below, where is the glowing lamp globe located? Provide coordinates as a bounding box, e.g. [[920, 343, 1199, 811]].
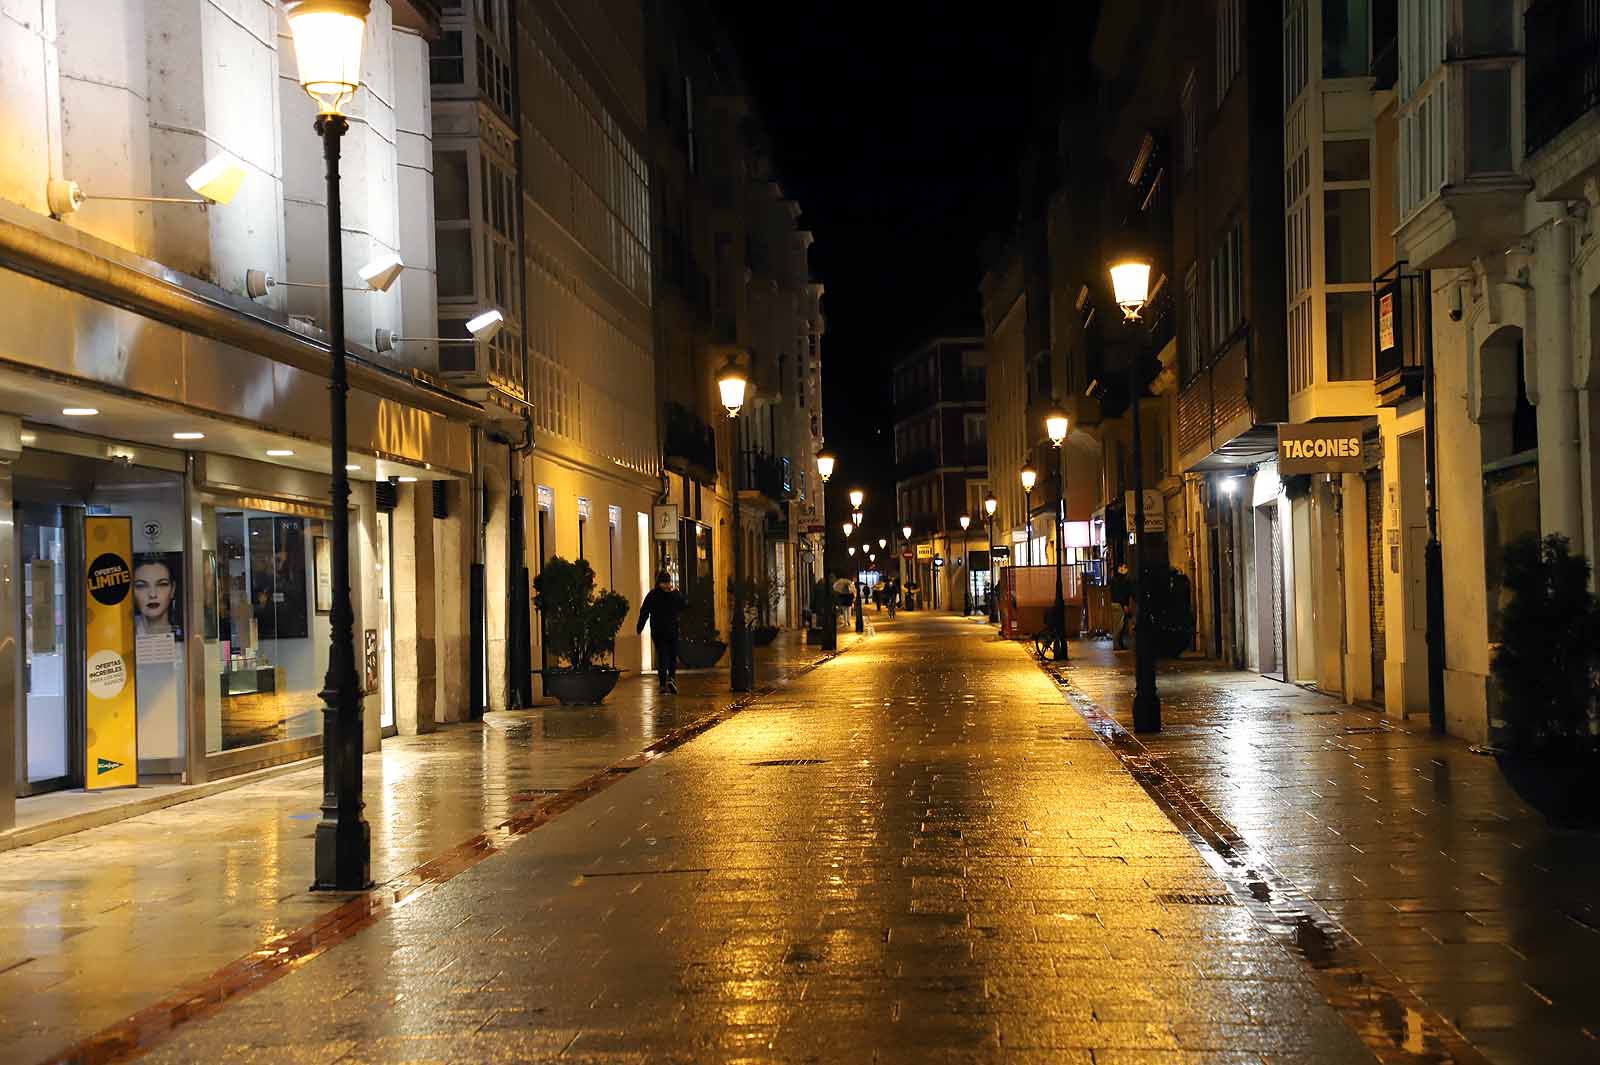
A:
[[1046, 408, 1070, 447], [1020, 464, 1038, 494], [815, 451, 836, 482], [716, 360, 748, 417], [286, 1, 371, 114], [1109, 257, 1152, 320]]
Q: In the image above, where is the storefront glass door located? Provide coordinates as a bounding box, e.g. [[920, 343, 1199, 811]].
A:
[[376, 510, 396, 734], [18, 504, 81, 794]]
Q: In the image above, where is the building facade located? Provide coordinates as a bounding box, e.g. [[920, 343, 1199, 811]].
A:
[[1, 0, 482, 830], [894, 337, 988, 612]]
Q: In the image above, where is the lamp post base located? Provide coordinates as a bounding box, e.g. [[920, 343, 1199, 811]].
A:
[[312, 812, 372, 892], [1132, 689, 1161, 733]]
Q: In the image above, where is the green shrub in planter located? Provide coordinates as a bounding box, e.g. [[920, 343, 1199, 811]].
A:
[[1491, 534, 1600, 756], [532, 557, 629, 672]]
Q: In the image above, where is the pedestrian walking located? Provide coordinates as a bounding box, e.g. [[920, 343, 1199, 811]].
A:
[[833, 574, 854, 626], [636, 570, 685, 693], [1110, 564, 1134, 650]]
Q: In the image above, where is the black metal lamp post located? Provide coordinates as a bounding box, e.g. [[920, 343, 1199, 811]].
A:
[[816, 451, 837, 651], [901, 523, 912, 609], [984, 492, 998, 623], [288, 0, 373, 892], [848, 490, 865, 633], [1046, 407, 1070, 661], [718, 360, 752, 692], [958, 515, 972, 615], [1111, 253, 1160, 733]]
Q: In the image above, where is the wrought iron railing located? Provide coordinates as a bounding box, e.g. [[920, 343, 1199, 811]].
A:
[[1526, 0, 1600, 156], [663, 402, 717, 478]]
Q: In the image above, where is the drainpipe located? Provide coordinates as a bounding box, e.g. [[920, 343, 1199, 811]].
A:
[[1424, 279, 1446, 736]]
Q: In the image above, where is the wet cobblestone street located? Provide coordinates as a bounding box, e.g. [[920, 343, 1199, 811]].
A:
[[123, 616, 1374, 1064]]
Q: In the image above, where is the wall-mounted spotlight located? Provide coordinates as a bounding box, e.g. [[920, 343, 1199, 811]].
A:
[[374, 308, 504, 352], [48, 154, 248, 216], [247, 253, 407, 299]]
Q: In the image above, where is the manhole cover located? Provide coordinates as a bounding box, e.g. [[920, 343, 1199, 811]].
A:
[[1158, 892, 1239, 907], [749, 758, 826, 767]]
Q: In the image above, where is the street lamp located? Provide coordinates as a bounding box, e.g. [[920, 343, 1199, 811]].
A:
[[1020, 463, 1037, 566], [842, 521, 854, 538], [1046, 407, 1070, 662], [1109, 249, 1160, 733], [816, 451, 838, 652], [851, 509, 864, 527], [878, 537, 887, 551], [287, 0, 372, 893], [849, 491, 867, 634], [984, 491, 999, 623], [717, 358, 753, 692], [900, 523, 914, 609], [958, 514, 972, 615], [849, 488, 865, 510]]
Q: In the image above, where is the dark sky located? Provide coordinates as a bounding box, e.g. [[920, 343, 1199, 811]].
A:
[[715, 5, 1053, 533]]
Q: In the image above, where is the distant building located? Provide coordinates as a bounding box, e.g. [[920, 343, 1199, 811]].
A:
[[894, 337, 988, 612]]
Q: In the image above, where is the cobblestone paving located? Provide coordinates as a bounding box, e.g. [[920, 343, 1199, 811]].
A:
[[0, 631, 854, 1064], [132, 616, 1374, 1064], [1063, 644, 1600, 1065]]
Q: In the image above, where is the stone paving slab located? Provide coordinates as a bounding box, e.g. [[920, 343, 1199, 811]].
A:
[[0, 630, 858, 1064], [128, 616, 1374, 1064], [1061, 642, 1600, 1065]]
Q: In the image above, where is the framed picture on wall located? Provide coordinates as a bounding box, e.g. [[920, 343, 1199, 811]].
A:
[[313, 535, 333, 615]]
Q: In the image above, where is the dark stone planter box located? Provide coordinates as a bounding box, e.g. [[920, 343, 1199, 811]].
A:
[[751, 626, 780, 647], [1495, 751, 1600, 827], [542, 669, 620, 706], [676, 639, 726, 669]]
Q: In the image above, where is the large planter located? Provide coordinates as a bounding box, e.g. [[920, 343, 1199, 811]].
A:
[[676, 639, 726, 669], [751, 625, 780, 647], [542, 669, 620, 706], [1495, 750, 1600, 827]]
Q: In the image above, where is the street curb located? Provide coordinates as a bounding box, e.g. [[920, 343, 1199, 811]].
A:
[[1035, 655, 1494, 1065]]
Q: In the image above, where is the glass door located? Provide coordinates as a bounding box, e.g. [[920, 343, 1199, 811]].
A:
[[17, 504, 82, 795], [376, 510, 396, 734]]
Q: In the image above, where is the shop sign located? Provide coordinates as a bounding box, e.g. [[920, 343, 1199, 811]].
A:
[[651, 504, 679, 541], [990, 545, 1012, 562], [916, 542, 933, 560], [1277, 422, 1364, 474], [84, 516, 138, 790], [1123, 490, 1165, 532]]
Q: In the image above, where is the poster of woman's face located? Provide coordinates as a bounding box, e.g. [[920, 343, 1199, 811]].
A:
[[133, 552, 183, 638]]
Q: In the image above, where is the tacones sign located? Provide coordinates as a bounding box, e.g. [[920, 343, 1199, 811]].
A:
[[1277, 423, 1364, 474]]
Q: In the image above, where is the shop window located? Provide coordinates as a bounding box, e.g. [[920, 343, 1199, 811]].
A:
[[203, 507, 331, 753]]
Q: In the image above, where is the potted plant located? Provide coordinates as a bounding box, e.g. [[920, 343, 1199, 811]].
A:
[[1490, 534, 1600, 825], [733, 574, 782, 646], [533, 556, 629, 705], [676, 579, 726, 668]]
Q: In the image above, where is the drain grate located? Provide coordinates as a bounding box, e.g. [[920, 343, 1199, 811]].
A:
[[750, 758, 826, 767], [1158, 892, 1239, 907]]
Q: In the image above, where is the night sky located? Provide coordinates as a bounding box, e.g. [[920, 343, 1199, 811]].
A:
[[714, 5, 1058, 537]]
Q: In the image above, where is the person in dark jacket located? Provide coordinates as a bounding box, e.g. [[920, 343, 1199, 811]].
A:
[[637, 571, 685, 692]]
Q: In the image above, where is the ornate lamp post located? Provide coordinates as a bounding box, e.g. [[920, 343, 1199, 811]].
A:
[[717, 359, 752, 692], [288, 0, 372, 893], [1019, 463, 1037, 565], [816, 450, 837, 651], [1110, 250, 1160, 733], [1046, 407, 1070, 661], [848, 490, 867, 634], [958, 514, 972, 615], [984, 491, 999, 623]]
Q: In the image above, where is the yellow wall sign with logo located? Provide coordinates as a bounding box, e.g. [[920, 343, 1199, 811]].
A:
[[85, 516, 138, 789]]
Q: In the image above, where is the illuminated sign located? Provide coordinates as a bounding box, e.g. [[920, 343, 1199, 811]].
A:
[[1277, 423, 1364, 474]]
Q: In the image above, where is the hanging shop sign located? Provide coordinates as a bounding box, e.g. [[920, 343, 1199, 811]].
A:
[[916, 542, 933, 560], [84, 516, 138, 789], [1123, 490, 1165, 532], [990, 545, 1012, 562], [651, 504, 680, 541], [1277, 422, 1364, 474]]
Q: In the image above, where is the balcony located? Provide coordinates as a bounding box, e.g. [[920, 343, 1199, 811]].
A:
[[741, 450, 788, 506], [663, 402, 717, 485], [1525, 0, 1600, 200]]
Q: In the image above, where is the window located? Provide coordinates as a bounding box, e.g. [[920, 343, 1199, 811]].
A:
[[1216, 0, 1243, 107], [1325, 292, 1373, 380], [1465, 65, 1513, 173], [1284, 1, 1309, 107], [961, 351, 985, 394], [1182, 263, 1203, 378], [1323, 188, 1371, 283], [1460, 0, 1513, 55], [964, 414, 987, 453], [1323, 0, 1370, 77], [1209, 222, 1244, 344], [1323, 139, 1370, 181], [1181, 72, 1198, 173], [429, 31, 464, 85]]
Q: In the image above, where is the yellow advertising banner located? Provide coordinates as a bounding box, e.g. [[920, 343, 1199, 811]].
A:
[[84, 516, 138, 789]]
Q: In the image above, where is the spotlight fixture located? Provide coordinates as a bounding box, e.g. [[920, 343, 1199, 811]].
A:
[[49, 154, 248, 216]]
